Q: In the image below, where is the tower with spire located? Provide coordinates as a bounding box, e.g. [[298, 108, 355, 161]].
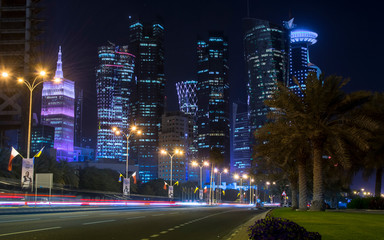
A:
[[41, 46, 75, 161]]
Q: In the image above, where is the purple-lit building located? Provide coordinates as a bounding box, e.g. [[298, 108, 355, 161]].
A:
[[41, 46, 75, 161]]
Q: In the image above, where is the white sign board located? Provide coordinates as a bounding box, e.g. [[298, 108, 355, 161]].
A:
[[21, 158, 34, 191]]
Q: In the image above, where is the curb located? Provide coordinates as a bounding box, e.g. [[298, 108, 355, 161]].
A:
[[222, 208, 271, 240]]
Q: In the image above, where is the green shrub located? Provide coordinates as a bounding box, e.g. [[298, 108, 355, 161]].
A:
[[348, 197, 384, 209], [248, 215, 321, 240]]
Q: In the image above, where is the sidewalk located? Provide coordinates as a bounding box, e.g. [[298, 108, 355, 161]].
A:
[[222, 208, 271, 240]]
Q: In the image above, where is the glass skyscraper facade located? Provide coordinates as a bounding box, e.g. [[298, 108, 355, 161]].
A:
[[196, 32, 230, 166], [41, 47, 75, 161], [231, 102, 251, 174], [96, 44, 135, 162], [176, 80, 198, 116], [243, 18, 289, 135], [129, 20, 165, 182]]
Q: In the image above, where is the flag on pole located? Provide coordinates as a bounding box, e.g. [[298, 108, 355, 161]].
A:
[[222, 190, 225, 196], [204, 186, 208, 193], [132, 172, 137, 184], [194, 187, 199, 194], [118, 173, 124, 182], [237, 192, 240, 197], [8, 147, 20, 171], [174, 181, 179, 186], [34, 146, 45, 158], [164, 181, 168, 190]]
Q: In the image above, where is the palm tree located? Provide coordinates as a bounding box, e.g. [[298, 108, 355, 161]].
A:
[[265, 73, 375, 211], [255, 119, 310, 210], [361, 92, 384, 197]]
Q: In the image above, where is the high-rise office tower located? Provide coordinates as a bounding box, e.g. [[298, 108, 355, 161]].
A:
[[74, 88, 83, 147], [41, 47, 75, 161], [196, 32, 230, 166], [96, 43, 135, 162], [129, 20, 165, 182], [176, 80, 199, 180], [158, 111, 194, 182], [31, 124, 55, 156], [243, 18, 289, 135], [231, 102, 251, 174], [0, 0, 43, 151], [176, 80, 198, 116], [285, 19, 321, 97]]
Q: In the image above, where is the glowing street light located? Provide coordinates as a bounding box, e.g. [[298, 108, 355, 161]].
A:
[[1, 69, 58, 159], [214, 168, 228, 203], [160, 148, 183, 186], [234, 173, 248, 203], [112, 125, 141, 196]]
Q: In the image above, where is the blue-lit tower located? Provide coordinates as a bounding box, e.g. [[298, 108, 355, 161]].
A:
[[243, 18, 289, 134], [129, 20, 165, 182], [96, 43, 135, 162], [231, 102, 251, 174], [285, 19, 321, 96], [176, 80, 199, 181], [196, 32, 230, 167], [41, 46, 75, 161]]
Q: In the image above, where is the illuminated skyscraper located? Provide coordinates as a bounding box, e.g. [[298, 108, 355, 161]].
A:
[[243, 18, 289, 134], [129, 20, 165, 182], [285, 19, 321, 97], [41, 47, 75, 161], [176, 80, 198, 116], [95, 43, 135, 162], [231, 102, 251, 174], [196, 32, 230, 166]]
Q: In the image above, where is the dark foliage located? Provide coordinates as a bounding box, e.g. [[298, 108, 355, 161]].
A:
[[348, 197, 384, 209], [248, 215, 321, 240]]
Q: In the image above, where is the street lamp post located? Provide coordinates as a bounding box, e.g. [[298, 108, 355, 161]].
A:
[[249, 178, 254, 205], [214, 168, 228, 203], [191, 160, 209, 189], [161, 148, 183, 197], [112, 126, 141, 196], [234, 174, 248, 204], [1, 70, 59, 159]]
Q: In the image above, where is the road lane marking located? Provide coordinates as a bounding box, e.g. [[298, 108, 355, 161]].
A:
[[59, 215, 88, 219], [150, 234, 159, 237], [160, 231, 168, 234], [0, 218, 40, 223], [0, 226, 61, 237], [83, 219, 116, 225], [168, 228, 174, 231], [126, 216, 145, 220]]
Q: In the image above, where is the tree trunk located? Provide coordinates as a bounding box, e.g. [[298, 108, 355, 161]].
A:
[[311, 144, 325, 211], [375, 167, 383, 197], [291, 181, 298, 210], [298, 159, 308, 210]]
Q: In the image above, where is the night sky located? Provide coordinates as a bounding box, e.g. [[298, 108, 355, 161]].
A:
[[38, 0, 383, 191]]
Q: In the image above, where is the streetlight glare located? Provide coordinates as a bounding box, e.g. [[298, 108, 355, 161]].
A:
[[17, 78, 24, 83], [54, 77, 61, 83], [242, 174, 248, 179], [131, 126, 137, 131], [1, 72, 9, 78], [191, 161, 197, 166], [112, 127, 117, 132], [39, 70, 46, 76], [115, 130, 121, 135], [137, 130, 142, 135], [224, 168, 228, 173], [214, 168, 218, 173], [234, 174, 239, 180], [160, 149, 167, 155], [203, 161, 209, 166]]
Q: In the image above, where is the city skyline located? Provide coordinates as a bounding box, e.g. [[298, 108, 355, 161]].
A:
[[39, 0, 384, 147]]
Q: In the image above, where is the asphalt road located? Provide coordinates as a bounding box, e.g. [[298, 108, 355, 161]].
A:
[[0, 206, 265, 240]]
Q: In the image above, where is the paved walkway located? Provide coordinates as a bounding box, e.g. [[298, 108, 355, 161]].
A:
[[222, 208, 271, 240]]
